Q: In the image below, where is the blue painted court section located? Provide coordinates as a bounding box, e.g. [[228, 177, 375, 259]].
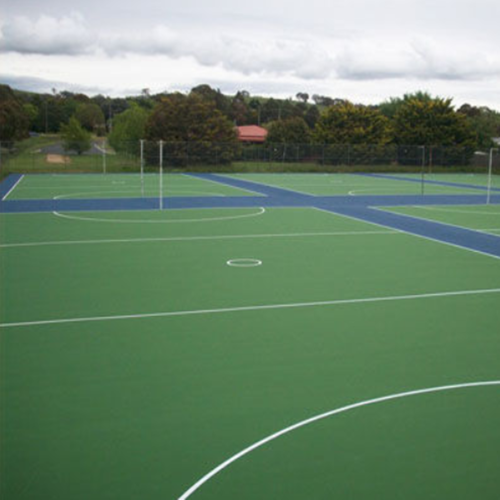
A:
[[1, 173, 499, 258], [356, 172, 500, 192], [0, 173, 23, 200], [316, 204, 500, 258], [186, 172, 315, 200]]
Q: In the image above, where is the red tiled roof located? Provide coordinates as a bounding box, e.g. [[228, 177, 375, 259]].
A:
[[237, 125, 268, 143]]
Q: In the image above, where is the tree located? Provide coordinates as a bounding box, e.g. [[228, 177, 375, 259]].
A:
[[108, 104, 151, 154], [378, 91, 433, 119], [74, 103, 105, 134], [313, 101, 393, 145], [266, 117, 311, 144], [0, 85, 30, 141], [393, 97, 477, 147], [458, 104, 500, 148], [60, 117, 91, 155], [145, 93, 238, 166], [191, 85, 232, 118], [296, 92, 309, 103], [304, 106, 320, 129], [312, 95, 337, 107], [231, 91, 252, 125]]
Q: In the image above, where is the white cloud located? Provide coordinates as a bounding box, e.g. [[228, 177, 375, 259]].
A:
[[1, 5, 500, 109], [2, 12, 500, 83], [1, 12, 93, 55]]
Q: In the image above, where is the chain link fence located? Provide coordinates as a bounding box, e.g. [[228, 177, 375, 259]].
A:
[[1, 138, 499, 178]]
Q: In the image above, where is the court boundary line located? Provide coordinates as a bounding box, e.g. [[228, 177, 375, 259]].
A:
[[177, 380, 500, 500], [0, 229, 398, 249], [2, 287, 499, 328], [1, 174, 24, 201]]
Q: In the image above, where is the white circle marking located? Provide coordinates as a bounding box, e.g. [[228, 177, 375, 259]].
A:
[[227, 259, 262, 267]]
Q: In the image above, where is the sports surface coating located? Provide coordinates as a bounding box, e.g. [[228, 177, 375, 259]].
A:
[[1, 172, 499, 499]]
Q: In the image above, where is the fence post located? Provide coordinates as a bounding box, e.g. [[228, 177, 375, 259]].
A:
[[420, 146, 425, 196], [159, 140, 163, 210], [487, 148, 497, 205]]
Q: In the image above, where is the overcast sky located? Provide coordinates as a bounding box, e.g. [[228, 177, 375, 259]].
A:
[[1, 0, 499, 108]]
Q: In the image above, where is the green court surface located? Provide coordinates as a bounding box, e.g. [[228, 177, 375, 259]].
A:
[[3, 173, 258, 200], [225, 172, 496, 196], [1, 206, 500, 499], [381, 204, 500, 236]]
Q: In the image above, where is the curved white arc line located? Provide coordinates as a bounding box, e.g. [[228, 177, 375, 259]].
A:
[[178, 380, 500, 500], [52, 208, 266, 224]]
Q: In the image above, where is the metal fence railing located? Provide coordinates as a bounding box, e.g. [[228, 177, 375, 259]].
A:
[[1, 139, 499, 177]]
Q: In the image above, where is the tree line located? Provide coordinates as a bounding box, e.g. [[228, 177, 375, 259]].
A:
[[1, 83, 500, 155]]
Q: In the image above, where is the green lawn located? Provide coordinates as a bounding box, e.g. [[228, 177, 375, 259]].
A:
[[1, 206, 499, 499]]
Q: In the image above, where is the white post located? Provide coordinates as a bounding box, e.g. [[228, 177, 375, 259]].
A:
[[486, 148, 496, 205], [140, 139, 145, 197], [102, 138, 107, 174], [159, 140, 163, 210]]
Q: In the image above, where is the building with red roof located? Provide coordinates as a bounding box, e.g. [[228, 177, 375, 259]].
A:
[[236, 125, 268, 143]]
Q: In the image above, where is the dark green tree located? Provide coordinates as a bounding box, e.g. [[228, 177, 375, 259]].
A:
[[74, 103, 105, 134], [60, 117, 91, 155], [393, 97, 477, 147], [304, 106, 320, 129], [145, 93, 238, 166], [313, 101, 393, 145], [378, 91, 433, 119], [0, 85, 30, 141], [458, 104, 500, 148], [266, 117, 311, 144], [296, 92, 309, 103], [108, 104, 151, 154]]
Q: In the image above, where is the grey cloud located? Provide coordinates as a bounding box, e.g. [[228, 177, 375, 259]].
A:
[[0, 73, 116, 96], [0, 13, 333, 80], [335, 39, 500, 81], [0, 13, 94, 55], [101, 31, 334, 80], [3, 12, 500, 84]]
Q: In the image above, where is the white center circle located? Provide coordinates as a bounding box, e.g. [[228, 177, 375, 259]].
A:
[[227, 259, 262, 267]]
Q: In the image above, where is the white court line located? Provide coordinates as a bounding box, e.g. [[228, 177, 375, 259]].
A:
[[410, 205, 500, 216], [313, 207, 500, 261], [1, 175, 25, 201], [1, 287, 499, 328], [53, 189, 225, 200], [0, 230, 397, 249], [177, 380, 500, 500]]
